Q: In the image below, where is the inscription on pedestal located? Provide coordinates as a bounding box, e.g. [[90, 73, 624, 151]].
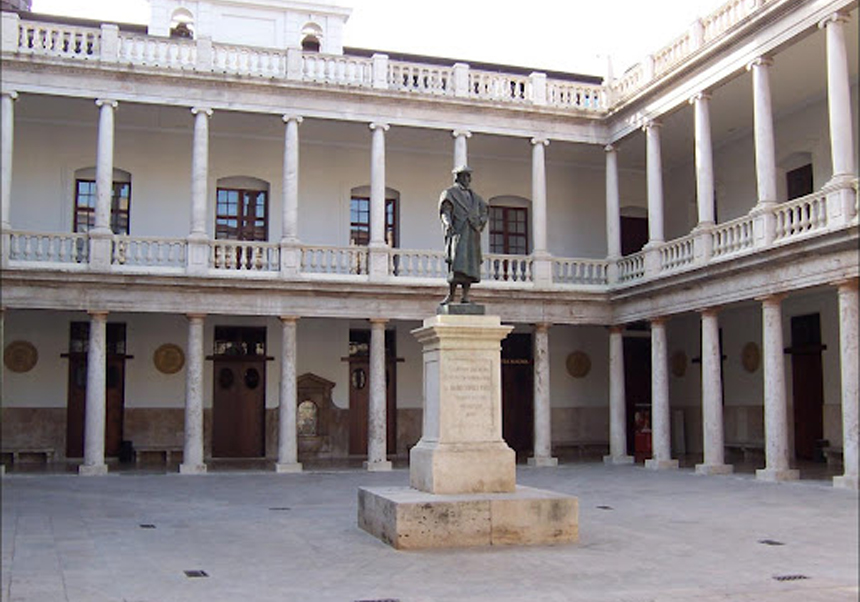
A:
[[443, 358, 494, 441]]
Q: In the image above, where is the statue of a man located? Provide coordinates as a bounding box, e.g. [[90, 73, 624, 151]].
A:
[[439, 165, 488, 305]]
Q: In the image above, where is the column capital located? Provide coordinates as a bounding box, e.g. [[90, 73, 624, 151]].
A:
[[452, 129, 472, 139], [746, 56, 773, 71], [642, 119, 662, 132], [531, 137, 550, 147], [534, 322, 552, 332], [696, 306, 722, 317], [833, 277, 859, 293], [608, 325, 625, 335], [87, 310, 109, 319], [756, 292, 787, 305], [650, 316, 667, 327], [604, 143, 618, 154], [191, 106, 213, 117], [186, 312, 207, 321], [368, 317, 389, 326], [818, 11, 851, 29], [369, 122, 390, 132], [688, 91, 712, 105], [282, 114, 303, 125], [279, 315, 300, 323], [1, 90, 18, 101], [95, 98, 118, 109]]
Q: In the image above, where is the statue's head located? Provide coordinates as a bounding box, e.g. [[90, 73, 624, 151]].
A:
[[452, 165, 473, 188]]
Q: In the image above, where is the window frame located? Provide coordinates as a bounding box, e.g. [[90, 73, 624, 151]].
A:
[[349, 196, 398, 247], [489, 205, 529, 255], [215, 187, 270, 242], [73, 179, 131, 235]]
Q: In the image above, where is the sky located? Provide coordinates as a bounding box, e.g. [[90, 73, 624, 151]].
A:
[[29, 0, 728, 76]]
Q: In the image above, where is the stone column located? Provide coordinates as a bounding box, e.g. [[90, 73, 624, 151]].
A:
[[452, 129, 471, 168], [695, 308, 732, 475], [89, 99, 118, 270], [187, 108, 212, 273], [604, 326, 633, 464], [834, 279, 859, 490], [180, 313, 207, 474], [276, 316, 302, 473], [366, 318, 392, 471], [529, 323, 557, 467], [691, 92, 715, 227], [644, 120, 665, 244], [756, 295, 799, 481], [280, 115, 302, 277], [531, 137, 552, 286], [605, 144, 621, 284], [368, 123, 390, 280], [0, 307, 3, 475], [79, 311, 109, 476], [1, 91, 17, 270], [748, 58, 778, 208], [645, 318, 678, 470]]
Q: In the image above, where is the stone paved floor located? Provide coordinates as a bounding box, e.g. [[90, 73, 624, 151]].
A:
[[1, 462, 857, 602]]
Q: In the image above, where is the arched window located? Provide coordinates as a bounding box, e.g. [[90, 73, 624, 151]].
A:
[[301, 22, 323, 52], [215, 176, 270, 241], [489, 195, 530, 255], [73, 167, 132, 235], [169, 8, 195, 39], [349, 186, 399, 247]]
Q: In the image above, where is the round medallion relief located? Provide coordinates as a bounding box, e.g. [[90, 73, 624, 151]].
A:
[[741, 342, 760, 373], [153, 343, 185, 374], [566, 351, 591, 378], [4, 340, 38, 373]]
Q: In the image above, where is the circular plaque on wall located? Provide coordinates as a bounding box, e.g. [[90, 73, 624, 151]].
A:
[[4, 340, 38, 373], [566, 351, 591, 378], [153, 343, 185, 374], [741, 342, 760, 373], [671, 351, 687, 377]]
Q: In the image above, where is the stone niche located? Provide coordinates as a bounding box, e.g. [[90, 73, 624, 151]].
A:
[[359, 313, 578, 550], [295, 372, 348, 461]]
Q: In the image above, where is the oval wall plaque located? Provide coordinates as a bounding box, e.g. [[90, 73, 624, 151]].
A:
[[4, 340, 38, 373], [566, 351, 591, 378], [153, 343, 185, 374]]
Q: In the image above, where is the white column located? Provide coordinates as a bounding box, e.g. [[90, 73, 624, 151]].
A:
[[695, 308, 732, 475], [756, 295, 799, 481], [604, 325, 633, 465], [691, 92, 715, 227], [821, 13, 855, 182], [748, 58, 777, 207], [180, 313, 207, 474], [0, 307, 3, 476], [79, 311, 108, 476], [529, 323, 557, 467], [93, 99, 117, 236], [644, 120, 665, 244], [645, 317, 678, 470], [189, 107, 212, 238], [366, 318, 392, 471], [368, 123, 389, 248], [604, 144, 621, 260], [834, 279, 859, 490], [531, 137, 550, 255], [1, 90, 17, 232], [276, 316, 302, 473], [452, 129, 471, 168], [281, 116, 302, 244]]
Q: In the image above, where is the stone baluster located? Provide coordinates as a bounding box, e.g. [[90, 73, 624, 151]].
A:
[[834, 279, 858, 490], [187, 107, 212, 274], [529, 323, 557, 467], [695, 308, 732, 475], [366, 318, 392, 471], [755, 295, 799, 482], [276, 316, 302, 473], [604, 144, 621, 283], [1, 90, 17, 269], [179, 313, 207, 474], [79, 311, 109, 476], [90, 99, 118, 271], [645, 317, 678, 470], [280, 115, 302, 277], [605, 326, 633, 464], [368, 123, 390, 281]]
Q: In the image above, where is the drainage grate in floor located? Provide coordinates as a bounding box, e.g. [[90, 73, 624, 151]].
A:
[[773, 574, 809, 582], [184, 570, 209, 578], [353, 599, 400, 602], [139, 524, 157, 529], [596, 505, 614, 510], [268, 507, 291, 511], [758, 539, 785, 546]]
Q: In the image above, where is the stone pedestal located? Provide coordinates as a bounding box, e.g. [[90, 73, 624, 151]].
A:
[[358, 312, 578, 549]]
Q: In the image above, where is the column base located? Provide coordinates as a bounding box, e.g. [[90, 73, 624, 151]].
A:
[[695, 463, 734, 475], [644, 458, 679, 470], [603, 455, 634, 465], [78, 463, 108, 476], [755, 467, 799, 482], [364, 460, 393, 472], [527, 456, 558, 467], [179, 463, 207, 475], [833, 474, 859, 490], [275, 462, 303, 474]]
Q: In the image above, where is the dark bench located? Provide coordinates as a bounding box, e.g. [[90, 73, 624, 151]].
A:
[[135, 445, 183, 465], [725, 442, 764, 462], [1, 447, 56, 465]]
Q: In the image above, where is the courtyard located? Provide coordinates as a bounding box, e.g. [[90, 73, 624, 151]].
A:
[[1, 462, 857, 602]]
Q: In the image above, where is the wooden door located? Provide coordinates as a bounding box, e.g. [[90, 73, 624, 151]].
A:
[[624, 336, 651, 461], [65, 323, 127, 458], [621, 216, 649, 256], [789, 314, 825, 461], [212, 359, 266, 457], [501, 333, 533, 458]]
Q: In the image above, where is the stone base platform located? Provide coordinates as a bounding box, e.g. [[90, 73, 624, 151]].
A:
[[358, 485, 578, 550]]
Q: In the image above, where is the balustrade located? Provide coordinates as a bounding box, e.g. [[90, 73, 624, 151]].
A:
[[302, 53, 373, 85], [389, 249, 446, 279], [210, 240, 279, 272], [659, 236, 695, 272], [711, 216, 755, 258], [617, 253, 645, 283], [546, 81, 604, 111], [213, 44, 284, 77], [8, 231, 88, 264], [18, 20, 98, 58], [483, 254, 532, 282], [112, 237, 186, 269], [117, 34, 195, 68], [301, 245, 368, 276], [773, 191, 828, 241], [553, 259, 608, 285], [389, 61, 452, 95], [469, 70, 532, 103]]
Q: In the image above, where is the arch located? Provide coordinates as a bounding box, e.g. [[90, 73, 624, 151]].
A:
[[301, 22, 323, 51], [75, 167, 131, 183], [72, 167, 132, 234], [489, 194, 530, 209], [170, 7, 195, 39], [217, 175, 269, 191]]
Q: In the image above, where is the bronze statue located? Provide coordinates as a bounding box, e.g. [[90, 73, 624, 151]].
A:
[[439, 165, 488, 305]]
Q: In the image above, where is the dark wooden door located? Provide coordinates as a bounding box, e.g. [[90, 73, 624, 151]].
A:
[[621, 216, 649, 256], [212, 359, 266, 457], [789, 314, 825, 461], [347, 359, 397, 456], [501, 333, 534, 458], [624, 336, 652, 461], [65, 324, 127, 459]]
